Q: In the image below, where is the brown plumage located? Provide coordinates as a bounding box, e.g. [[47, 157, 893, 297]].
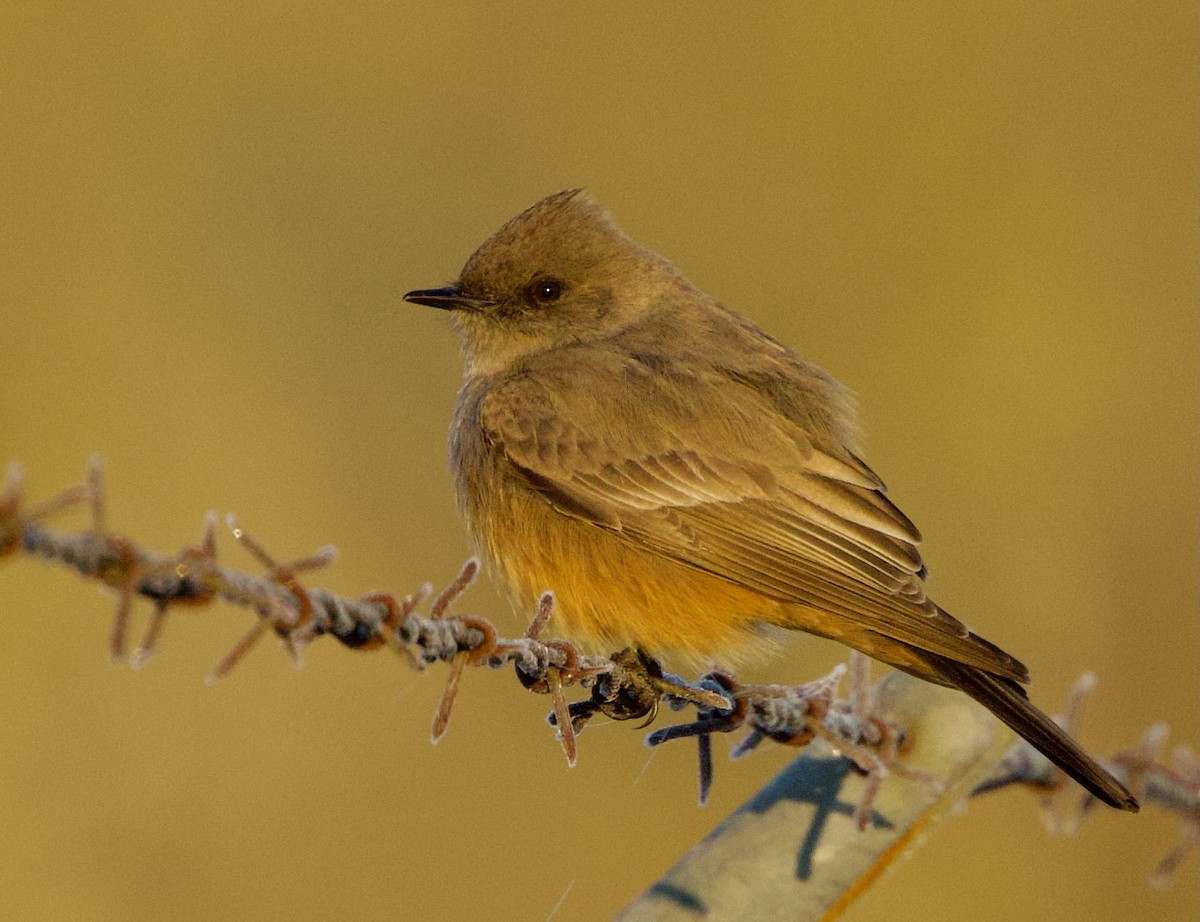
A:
[[404, 189, 1137, 811]]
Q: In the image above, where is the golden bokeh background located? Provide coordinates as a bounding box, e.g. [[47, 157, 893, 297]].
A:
[[1, 4, 1195, 920]]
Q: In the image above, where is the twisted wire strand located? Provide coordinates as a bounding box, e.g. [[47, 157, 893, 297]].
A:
[[2, 458, 1195, 883]]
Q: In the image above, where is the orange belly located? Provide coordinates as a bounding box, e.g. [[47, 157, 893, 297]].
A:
[[471, 481, 785, 664]]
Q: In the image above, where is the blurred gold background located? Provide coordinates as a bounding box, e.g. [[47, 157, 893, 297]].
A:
[[1, 4, 1195, 920]]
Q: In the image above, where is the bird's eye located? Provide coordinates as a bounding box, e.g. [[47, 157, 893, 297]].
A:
[[528, 277, 564, 304]]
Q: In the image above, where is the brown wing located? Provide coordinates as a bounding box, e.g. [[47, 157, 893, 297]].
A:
[[480, 352, 1027, 682]]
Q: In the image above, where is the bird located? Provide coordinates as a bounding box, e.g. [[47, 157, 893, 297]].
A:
[[404, 188, 1138, 811]]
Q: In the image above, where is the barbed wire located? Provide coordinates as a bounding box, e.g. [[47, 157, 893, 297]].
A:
[[2, 457, 1195, 884]]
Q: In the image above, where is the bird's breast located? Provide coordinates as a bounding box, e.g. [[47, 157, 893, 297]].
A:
[[449, 380, 782, 663]]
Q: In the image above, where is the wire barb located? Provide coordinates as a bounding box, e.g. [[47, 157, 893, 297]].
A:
[[976, 674, 1199, 886]]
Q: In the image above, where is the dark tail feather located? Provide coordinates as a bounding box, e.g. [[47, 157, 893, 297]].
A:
[[917, 651, 1139, 812]]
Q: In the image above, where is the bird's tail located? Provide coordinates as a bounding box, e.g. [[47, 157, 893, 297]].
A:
[[915, 649, 1139, 811]]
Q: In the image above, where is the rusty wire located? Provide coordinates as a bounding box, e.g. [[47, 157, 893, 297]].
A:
[[1, 457, 1196, 884]]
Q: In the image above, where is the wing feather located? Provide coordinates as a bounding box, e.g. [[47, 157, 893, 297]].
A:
[[480, 361, 1027, 682]]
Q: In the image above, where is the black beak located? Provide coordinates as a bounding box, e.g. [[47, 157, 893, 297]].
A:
[[403, 286, 494, 311]]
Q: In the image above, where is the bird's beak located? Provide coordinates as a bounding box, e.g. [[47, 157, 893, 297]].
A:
[[403, 286, 494, 312]]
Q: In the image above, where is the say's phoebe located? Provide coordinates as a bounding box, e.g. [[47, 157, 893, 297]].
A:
[[404, 189, 1137, 811]]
